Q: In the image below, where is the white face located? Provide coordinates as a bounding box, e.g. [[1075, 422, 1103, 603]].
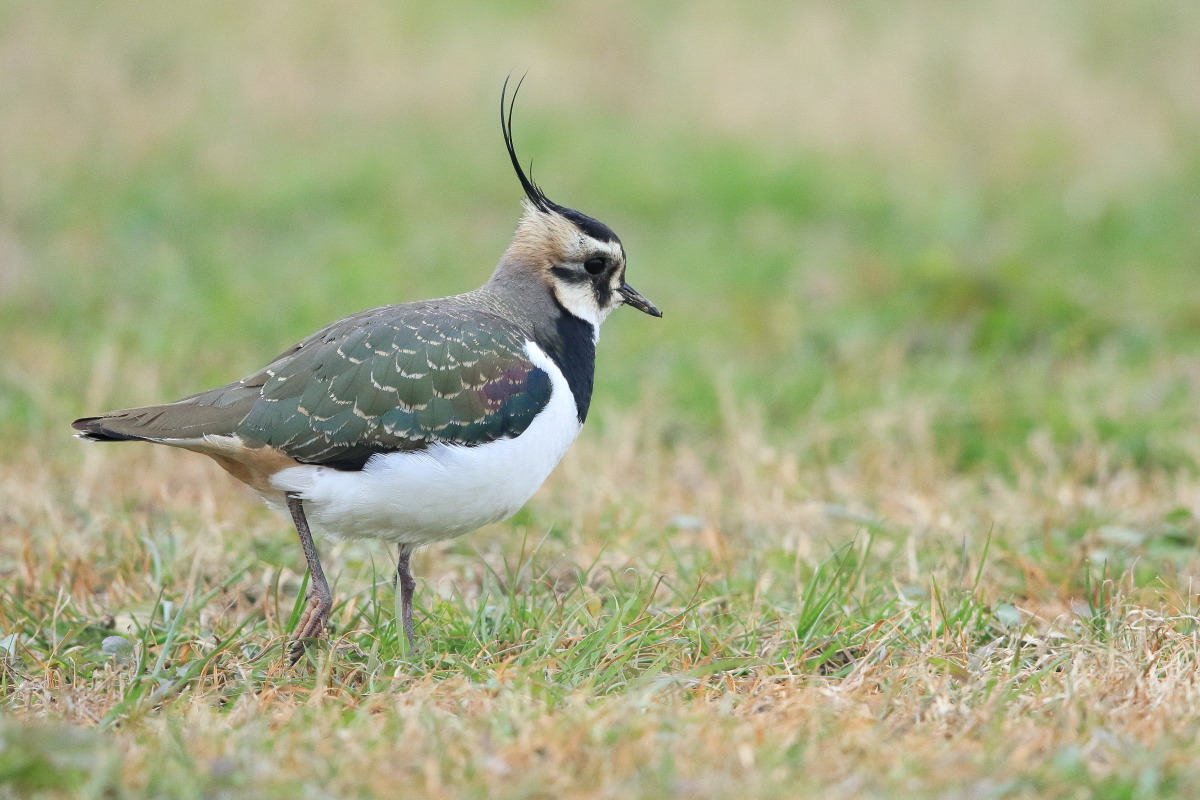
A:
[[547, 234, 627, 331]]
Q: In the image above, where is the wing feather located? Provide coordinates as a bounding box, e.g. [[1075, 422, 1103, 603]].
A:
[[236, 307, 552, 469]]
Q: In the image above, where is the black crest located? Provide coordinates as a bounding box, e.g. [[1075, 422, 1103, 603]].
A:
[[501, 74, 554, 214], [500, 76, 622, 245]]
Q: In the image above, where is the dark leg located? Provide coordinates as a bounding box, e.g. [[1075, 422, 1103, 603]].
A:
[[394, 544, 416, 650], [286, 492, 333, 665]]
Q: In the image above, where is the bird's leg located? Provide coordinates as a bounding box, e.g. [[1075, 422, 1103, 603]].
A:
[[394, 544, 416, 650], [286, 492, 333, 664]]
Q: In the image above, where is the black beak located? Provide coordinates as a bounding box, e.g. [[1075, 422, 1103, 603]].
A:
[[618, 283, 662, 318]]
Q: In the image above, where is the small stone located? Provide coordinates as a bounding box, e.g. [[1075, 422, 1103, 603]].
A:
[[102, 635, 134, 665], [993, 603, 1022, 627], [0, 633, 18, 663]]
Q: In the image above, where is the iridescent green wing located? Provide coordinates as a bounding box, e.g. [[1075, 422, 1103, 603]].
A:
[[236, 306, 552, 469]]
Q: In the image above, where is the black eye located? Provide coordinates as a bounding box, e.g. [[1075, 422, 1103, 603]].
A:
[[584, 257, 606, 275]]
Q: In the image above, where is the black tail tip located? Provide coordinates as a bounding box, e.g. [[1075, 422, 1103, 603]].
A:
[[71, 416, 139, 442]]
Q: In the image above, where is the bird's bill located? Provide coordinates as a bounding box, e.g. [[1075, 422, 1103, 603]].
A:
[[618, 283, 662, 317]]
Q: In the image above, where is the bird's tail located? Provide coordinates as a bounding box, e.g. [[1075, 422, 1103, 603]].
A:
[[71, 380, 260, 445]]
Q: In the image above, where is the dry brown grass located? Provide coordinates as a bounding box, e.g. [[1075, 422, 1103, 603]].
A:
[[6, 352, 1200, 796]]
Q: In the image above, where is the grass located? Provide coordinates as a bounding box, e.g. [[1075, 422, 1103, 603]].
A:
[[3, 0, 1200, 797]]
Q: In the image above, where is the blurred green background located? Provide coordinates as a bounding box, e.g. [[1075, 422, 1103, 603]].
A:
[[1, 0, 1198, 468]]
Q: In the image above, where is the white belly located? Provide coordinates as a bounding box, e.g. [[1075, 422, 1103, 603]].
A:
[[268, 341, 582, 545]]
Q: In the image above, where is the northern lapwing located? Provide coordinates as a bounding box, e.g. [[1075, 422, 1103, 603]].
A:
[[72, 79, 661, 663]]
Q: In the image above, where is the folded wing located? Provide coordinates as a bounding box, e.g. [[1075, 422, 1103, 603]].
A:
[[73, 305, 553, 472]]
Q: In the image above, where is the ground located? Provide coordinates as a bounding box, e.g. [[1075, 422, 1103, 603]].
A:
[[2, 2, 1200, 798]]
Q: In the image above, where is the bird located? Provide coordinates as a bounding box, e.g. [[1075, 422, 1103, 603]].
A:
[[71, 78, 661, 663]]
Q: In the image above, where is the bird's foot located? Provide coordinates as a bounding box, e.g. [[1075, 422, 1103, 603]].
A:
[[288, 591, 332, 665]]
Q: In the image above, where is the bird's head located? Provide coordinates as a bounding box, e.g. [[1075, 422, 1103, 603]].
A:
[[493, 78, 661, 328]]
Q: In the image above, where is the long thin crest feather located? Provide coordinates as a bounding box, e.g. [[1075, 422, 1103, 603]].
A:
[[501, 74, 554, 213]]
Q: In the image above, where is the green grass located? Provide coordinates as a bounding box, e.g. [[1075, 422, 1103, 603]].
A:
[[3, 0, 1200, 797]]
